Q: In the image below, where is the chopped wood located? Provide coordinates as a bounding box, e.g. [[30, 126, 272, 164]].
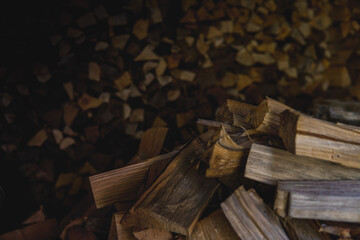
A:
[[89, 150, 179, 208], [203, 125, 247, 177], [247, 97, 295, 135], [114, 71, 132, 91], [245, 143, 360, 186], [77, 93, 103, 111], [59, 137, 75, 150], [171, 69, 196, 82], [176, 110, 195, 128], [323, 66, 351, 87], [130, 139, 219, 236], [150, 7, 163, 24], [63, 82, 74, 100], [33, 64, 51, 83], [221, 186, 289, 240], [133, 19, 149, 40], [235, 47, 254, 66], [23, 205, 46, 225], [167, 89, 181, 101], [63, 101, 79, 125], [129, 109, 144, 123], [112, 35, 130, 50], [28, 129, 48, 147], [93, 5, 109, 20], [190, 209, 240, 240], [108, 213, 136, 240], [52, 129, 63, 144], [133, 228, 172, 240], [280, 110, 360, 169], [282, 218, 332, 240], [88, 62, 101, 82], [236, 74, 253, 91], [277, 180, 360, 223], [134, 45, 160, 61]]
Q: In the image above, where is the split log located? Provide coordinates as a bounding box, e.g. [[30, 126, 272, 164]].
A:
[[89, 150, 179, 208], [247, 97, 295, 135], [282, 218, 332, 240], [108, 213, 136, 240], [221, 186, 289, 240], [280, 110, 360, 169], [277, 180, 360, 223], [190, 209, 240, 240], [130, 139, 219, 236], [244, 144, 360, 186]]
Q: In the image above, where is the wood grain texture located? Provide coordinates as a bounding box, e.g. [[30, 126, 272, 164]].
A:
[[247, 97, 295, 135], [89, 150, 179, 208], [130, 139, 219, 236], [245, 144, 360, 186], [190, 209, 240, 240], [221, 186, 289, 240], [280, 110, 360, 169], [278, 180, 360, 223], [282, 218, 332, 240], [108, 213, 136, 240]]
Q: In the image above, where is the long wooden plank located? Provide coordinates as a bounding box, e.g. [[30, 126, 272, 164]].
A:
[[245, 144, 360, 186]]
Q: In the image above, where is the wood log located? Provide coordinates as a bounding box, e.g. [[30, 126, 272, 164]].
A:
[[108, 213, 136, 240], [277, 180, 360, 223], [226, 99, 255, 128], [244, 144, 360, 186], [279, 110, 360, 169], [89, 150, 179, 208], [221, 186, 289, 240], [189, 209, 240, 240], [202, 125, 248, 177], [282, 218, 332, 240], [130, 139, 219, 236]]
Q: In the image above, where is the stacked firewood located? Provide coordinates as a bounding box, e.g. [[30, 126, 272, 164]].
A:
[[89, 97, 360, 240], [2, 0, 360, 239]]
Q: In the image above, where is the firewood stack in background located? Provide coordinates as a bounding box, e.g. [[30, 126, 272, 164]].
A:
[[1, 0, 360, 239]]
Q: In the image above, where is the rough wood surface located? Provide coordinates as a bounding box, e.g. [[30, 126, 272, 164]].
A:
[[108, 213, 136, 240], [247, 97, 295, 135], [89, 150, 179, 208], [280, 110, 360, 169], [221, 186, 289, 240], [130, 139, 219, 236], [278, 180, 360, 223], [282, 218, 332, 240], [190, 209, 240, 240], [245, 144, 360, 186]]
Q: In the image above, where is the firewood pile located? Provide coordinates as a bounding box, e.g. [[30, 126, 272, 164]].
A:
[[1, 0, 360, 239], [89, 98, 360, 240]]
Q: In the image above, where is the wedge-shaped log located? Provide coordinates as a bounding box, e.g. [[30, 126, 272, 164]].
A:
[[278, 180, 360, 223], [247, 97, 295, 135], [221, 186, 289, 240], [280, 110, 360, 169], [130, 139, 219, 236], [190, 209, 240, 240], [245, 144, 360, 185]]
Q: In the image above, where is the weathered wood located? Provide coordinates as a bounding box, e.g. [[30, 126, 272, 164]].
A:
[[245, 144, 360, 186], [221, 186, 289, 240], [278, 180, 360, 223], [247, 97, 295, 135], [190, 209, 240, 240], [108, 213, 136, 240], [280, 110, 360, 169], [89, 150, 179, 208], [226, 99, 255, 128], [202, 125, 248, 177], [282, 218, 332, 240], [130, 139, 219, 236]]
